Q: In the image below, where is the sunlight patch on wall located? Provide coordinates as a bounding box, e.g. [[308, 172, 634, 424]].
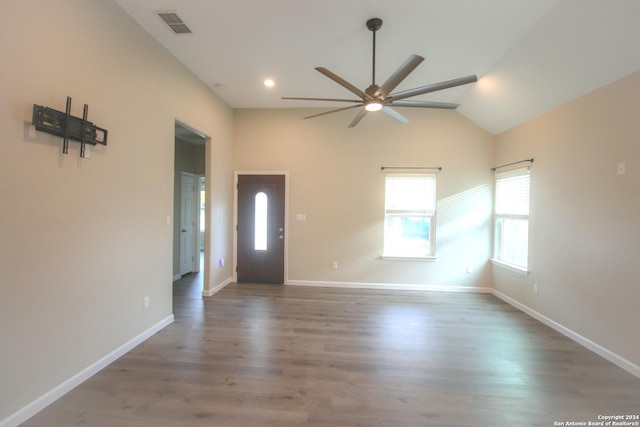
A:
[[437, 185, 492, 241]]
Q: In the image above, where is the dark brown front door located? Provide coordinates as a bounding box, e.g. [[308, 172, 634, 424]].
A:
[[237, 174, 285, 284]]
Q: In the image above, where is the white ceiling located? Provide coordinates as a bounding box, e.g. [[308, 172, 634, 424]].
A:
[[113, 0, 640, 135]]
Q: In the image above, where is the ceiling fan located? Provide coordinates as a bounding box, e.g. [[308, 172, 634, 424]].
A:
[[283, 18, 478, 128]]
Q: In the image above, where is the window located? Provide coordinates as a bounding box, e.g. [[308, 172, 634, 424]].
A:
[[383, 174, 436, 258], [493, 168, 530, 270], [254, 192, 268, 250]]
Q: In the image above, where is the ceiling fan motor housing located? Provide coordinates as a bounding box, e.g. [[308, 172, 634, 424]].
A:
[[365, 84, 381, 97]]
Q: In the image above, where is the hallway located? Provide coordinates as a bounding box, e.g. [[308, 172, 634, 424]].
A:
[[173, 251, 205, 300]]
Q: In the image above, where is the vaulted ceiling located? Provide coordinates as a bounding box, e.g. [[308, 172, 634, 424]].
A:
[[113, 0, 640, 135]]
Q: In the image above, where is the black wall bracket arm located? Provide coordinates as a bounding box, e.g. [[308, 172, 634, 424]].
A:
[[32, 96, 108, 158]]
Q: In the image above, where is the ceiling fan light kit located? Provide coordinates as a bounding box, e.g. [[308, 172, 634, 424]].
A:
[[283, 17, 478, 127], [365, 102, 383, 112]]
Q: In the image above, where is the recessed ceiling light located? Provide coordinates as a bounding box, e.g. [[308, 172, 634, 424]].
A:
[[264, 78, 275, 88]]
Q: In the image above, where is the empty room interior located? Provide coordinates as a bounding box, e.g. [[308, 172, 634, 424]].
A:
[[1, 1, 639, 426]]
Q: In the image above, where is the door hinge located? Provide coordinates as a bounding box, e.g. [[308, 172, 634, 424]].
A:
[[235, 266, 238, 272]]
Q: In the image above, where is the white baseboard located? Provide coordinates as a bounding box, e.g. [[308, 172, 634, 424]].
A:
[[1, 315, 174, 427], [492, 289, 640, 379], [172, 274, 182, 282], [286, 279, 492, 293], [202, 277, 233, 297]]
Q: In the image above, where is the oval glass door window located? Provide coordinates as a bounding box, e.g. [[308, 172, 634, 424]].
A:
[[254, 192, 268, 250]]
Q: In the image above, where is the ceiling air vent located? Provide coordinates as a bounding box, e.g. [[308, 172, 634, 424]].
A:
[[156, 11, 192, 34]]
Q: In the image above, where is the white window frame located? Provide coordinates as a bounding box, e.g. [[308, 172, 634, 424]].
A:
[[492, 167, 530, 274], [382, 173, 437, 260]]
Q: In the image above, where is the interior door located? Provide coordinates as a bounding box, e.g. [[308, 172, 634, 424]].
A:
[[179, 172, 197, 275], [237, 174, 285, 284]]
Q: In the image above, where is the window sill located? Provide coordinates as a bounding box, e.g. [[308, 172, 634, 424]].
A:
[[490, 258, 529, 275], [381, 255, 437, 262]]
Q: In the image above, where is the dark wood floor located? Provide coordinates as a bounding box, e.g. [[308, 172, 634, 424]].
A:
[[23, 271, 640, 426]]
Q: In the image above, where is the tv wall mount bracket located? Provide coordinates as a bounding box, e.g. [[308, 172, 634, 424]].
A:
[[32, 96, 108, 158]]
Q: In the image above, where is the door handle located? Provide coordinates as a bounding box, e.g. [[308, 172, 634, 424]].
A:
[[181, 229, 187, 232]]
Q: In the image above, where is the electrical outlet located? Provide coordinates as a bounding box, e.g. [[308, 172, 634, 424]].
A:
[[533, 283, 538, 293], [143, 296, 150, 309], [332, 261, 338, 269], [618, 162, 626, 176], [466, 264, 472, 274]]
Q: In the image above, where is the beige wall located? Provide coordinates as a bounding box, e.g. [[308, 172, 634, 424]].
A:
[[493, 70, 640, 368], [0, 0, 233, 421], [233, 108, 495, 288]]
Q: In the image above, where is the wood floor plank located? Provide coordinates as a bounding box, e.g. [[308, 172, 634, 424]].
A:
[[21, 278, 640, 426]]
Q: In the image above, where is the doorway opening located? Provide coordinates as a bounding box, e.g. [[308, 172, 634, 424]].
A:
[[174, 121, 207, 294]]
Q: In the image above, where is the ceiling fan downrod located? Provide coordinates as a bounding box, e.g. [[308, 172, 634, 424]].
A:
[[366, 18, 383, 87]]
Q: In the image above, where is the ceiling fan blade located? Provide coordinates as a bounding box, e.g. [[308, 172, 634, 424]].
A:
[[376, 54, 424, 98], [388, 75, 478, 102], [282, 96, 362, 103], [381, 107, 409, 125], [315, 67, 373, 101], [348, 108, 368, 128], [389, 100, 459, 109], [302, 104, 363, 120]]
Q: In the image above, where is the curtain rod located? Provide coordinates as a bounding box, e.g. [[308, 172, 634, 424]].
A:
[[491, 158, 534, 172], [380, 166, 442, 171]]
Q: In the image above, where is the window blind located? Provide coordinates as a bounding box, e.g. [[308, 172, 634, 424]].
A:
[[385, 174, 436, 213], [495, 170, 530, 215]]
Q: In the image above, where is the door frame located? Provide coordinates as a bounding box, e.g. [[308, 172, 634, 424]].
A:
[[233, 171, 289, 284], [197, 175, 205, 254]]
